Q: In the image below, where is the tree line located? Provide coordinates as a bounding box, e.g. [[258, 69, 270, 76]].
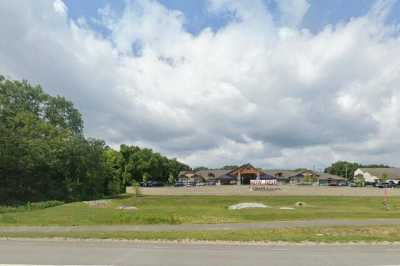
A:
[[0, 76, 189, 204], [324, 161, 390, 180]]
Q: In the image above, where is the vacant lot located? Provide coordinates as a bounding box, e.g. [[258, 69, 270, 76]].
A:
[[133, 185, 400, 197], [1, 195, 400, 226]]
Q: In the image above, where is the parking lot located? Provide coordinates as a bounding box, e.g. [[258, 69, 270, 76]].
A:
[[131, 184, 400, 197]]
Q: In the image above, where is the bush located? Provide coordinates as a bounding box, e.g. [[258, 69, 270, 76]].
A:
[[0, 200, 64, 213]]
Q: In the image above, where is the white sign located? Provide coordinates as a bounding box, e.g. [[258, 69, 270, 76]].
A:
[[250, 179, 277, 186]]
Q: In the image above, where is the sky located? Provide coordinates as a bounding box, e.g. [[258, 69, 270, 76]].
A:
[[1, 0, 400, 170]]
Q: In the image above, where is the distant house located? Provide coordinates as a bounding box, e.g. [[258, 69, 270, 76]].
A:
[[179, 164, 277, 185], [264, 170, 297, 184], [264, 170, 318, 184], [223, 164, 276, 185], [317, 172, 346, 186], [265, 170, 345, 186], [195, 169, 231, 184], [353, 168, 400, 184], [177, 171, 205, 185]]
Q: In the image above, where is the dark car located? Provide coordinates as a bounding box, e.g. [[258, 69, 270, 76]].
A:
[[174, 181, 185, 187], [375, 181, 396, 188], [147, 180, 164, 187], [140, 180, 165, 187]]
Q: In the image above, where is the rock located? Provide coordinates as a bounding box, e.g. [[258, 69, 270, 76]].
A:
[[228, 203, 269, 210], [295, 201, 307, 207], [279, 207, 295, 210], [83, 200, 112, 207], [116, 206, 138, 211]]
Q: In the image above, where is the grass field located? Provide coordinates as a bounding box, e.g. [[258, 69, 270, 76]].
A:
[[2, 225, 400, 243], [1, 195, 400, 226]]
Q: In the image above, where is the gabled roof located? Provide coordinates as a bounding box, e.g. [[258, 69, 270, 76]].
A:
[[195, 169, 231, 180], [226, 163, 265, 176], [264, 170, 298, 178], [358, 168, 400, 179], [264, 169, 319, 179], [317, 172, 345, 180], [178, 170, 193, 176]]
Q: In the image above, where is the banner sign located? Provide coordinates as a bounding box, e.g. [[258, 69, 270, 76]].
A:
[[250, 179, 279, 191]]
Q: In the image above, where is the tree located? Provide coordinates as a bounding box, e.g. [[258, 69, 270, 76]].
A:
[[221, 165, 239, 170], [193, 166, 209, 171], [0, 76, 190, 204], [0, 76, 123, 204], [324, 161, 360, 180], [325, 161, 392, 181], [168, 173, 175, 185], [142, 172, 151, 183], [117, 145, 189, 185], [354, 174, 365, 187]]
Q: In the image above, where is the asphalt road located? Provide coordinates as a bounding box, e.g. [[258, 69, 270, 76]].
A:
[[1, 239, 400, 266]]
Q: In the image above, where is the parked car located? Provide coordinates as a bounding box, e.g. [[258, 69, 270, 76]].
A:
[[148, 180, 164, 187], [375, 181, 396, 188], [174, 181, 185, 187], [207, 180, 217, 186], [140, 180, 164, 187]]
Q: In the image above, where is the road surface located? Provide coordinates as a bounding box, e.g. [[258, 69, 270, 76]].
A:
[[0, 239, 400, 266], [2, 219, 400, 233]]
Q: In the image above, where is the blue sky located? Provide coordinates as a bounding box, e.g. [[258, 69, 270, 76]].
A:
[[65, 0, 400, 35], [65, 0, 362, 34]]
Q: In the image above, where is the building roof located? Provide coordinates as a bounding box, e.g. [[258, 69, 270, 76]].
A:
[[358, 168, 400, 179], [178, 170, 193, 177], [317, 172, 346, 180], [195, 169, 231, 180], [264, 170, 298, 178]]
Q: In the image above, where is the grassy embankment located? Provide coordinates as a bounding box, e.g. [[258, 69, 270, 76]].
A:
[[1, 195, 400, 226], [2, 225, 400, 243]]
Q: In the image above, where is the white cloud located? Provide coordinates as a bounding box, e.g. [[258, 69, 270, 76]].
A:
[[53, 0, 67, 16], [0, 0, 400, 169]]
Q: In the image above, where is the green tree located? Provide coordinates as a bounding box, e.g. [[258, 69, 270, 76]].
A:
[[325, 161, 392, 181], [142, 172, 151, 183], [221, 165, 239, 170], [0, 76, 122, 204], [168, 173, 175, 185], [354, 174, 365, 187], [324, 161, 360, 180]]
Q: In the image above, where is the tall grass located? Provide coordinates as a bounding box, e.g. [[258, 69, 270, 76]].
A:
[[0, 200, 64, 214]]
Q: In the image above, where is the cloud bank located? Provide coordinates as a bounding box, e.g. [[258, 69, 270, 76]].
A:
[[0, 0, 400, 169]]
